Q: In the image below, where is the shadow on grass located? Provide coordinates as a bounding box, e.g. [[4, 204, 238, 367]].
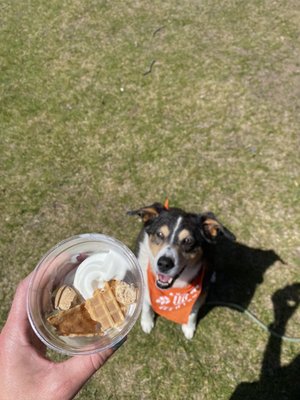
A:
[[230, 283, 300, 400], [199, 239, 300, 400], [204, 239, 285, 308]]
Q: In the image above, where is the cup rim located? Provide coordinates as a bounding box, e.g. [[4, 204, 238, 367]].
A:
[[27, 233, 144, 355]]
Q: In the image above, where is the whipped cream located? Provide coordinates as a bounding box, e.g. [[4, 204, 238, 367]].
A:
[[73, 250, 128, 299]]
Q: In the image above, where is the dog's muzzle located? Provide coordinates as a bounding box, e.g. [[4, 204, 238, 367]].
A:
[[157, 255, 174, 273], [156, 255, 184, 289]]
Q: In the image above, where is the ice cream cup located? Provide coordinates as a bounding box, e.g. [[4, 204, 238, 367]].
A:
[[27, 233, 144, 355]]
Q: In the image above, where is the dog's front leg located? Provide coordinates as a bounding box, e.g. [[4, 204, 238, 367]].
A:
[[141, 295, 155, 334], [182, 292, 208, 339], [182, 312, 198, 340]]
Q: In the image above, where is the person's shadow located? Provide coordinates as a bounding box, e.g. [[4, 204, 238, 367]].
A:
[[229, 282, 300, 400], [197, 239, 300, 399]]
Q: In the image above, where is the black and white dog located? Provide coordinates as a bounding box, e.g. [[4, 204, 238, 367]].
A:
[[128, 202, 235, 339]]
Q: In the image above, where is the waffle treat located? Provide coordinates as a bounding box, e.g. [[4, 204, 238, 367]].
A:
[[54, 285, 83, 311], [85, 283, 125, 330], [111, 280, 137, 305], [47, 303, 103, 337]]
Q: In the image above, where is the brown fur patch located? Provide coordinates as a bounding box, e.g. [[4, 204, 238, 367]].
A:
[[177, 229, 203, 261], [149, 238, 164, 258], [204, 219, 220, 237], [148, 225, 170, 257], [178, 229, 191, 242], [141, 207, 160, 223], [185, 247, 203, 262], [160, 225, 170, 238]]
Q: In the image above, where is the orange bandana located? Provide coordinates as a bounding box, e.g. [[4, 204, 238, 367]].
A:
[[147, 263, 206, 325]]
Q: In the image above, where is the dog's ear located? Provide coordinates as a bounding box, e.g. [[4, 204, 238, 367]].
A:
[[127, 202, 166, 224], [200, 212, 236, 243]]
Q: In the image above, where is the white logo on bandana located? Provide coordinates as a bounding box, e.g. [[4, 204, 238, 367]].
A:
[[155, 286, 200, 312]]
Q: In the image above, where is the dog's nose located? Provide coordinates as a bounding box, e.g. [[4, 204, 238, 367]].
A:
[[157, 256, 174, 273]]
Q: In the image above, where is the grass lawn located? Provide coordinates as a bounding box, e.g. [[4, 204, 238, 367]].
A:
[[1, 0, 299, 399]]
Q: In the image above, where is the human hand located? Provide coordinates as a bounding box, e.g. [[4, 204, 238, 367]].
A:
[[0, 273, 124, 400]]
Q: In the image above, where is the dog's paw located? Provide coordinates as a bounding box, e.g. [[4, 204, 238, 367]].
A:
[[141, 314, 155, 334], [182, 323, 195, 340]]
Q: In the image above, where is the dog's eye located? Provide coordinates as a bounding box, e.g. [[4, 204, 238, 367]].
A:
[[182, 236, 194, 246], [150, 231, 165, 245], [156, 231, 165, 240], [181, 236, 196, 253]]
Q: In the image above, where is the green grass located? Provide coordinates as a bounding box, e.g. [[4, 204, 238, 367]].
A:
[[1, 0, 300, 398]]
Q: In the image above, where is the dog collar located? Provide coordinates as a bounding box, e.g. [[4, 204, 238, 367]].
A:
[[147, 263, 206, 325]]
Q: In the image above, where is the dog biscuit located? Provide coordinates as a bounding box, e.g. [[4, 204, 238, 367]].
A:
[[85, 282, 125, 330], [111, 280, 137, 305], [54, 285, 83, 310], [47, 303, 103, 337]]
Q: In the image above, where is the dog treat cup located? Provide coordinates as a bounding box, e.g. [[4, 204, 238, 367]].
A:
[[27, 234, 144, 355]]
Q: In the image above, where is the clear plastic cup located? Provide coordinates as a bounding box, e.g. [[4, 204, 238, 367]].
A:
[[27, 233, 144, 355]]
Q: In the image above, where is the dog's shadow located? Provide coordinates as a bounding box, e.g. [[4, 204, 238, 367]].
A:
[[199, 238, 284, 320]]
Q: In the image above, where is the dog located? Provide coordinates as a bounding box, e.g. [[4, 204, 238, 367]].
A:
[[128, 201, 236, 339]]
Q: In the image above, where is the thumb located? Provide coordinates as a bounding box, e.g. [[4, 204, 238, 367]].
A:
[[57, 338, 126, 397], [66, 347, 114, 376], [3, 273, 33, 336]]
